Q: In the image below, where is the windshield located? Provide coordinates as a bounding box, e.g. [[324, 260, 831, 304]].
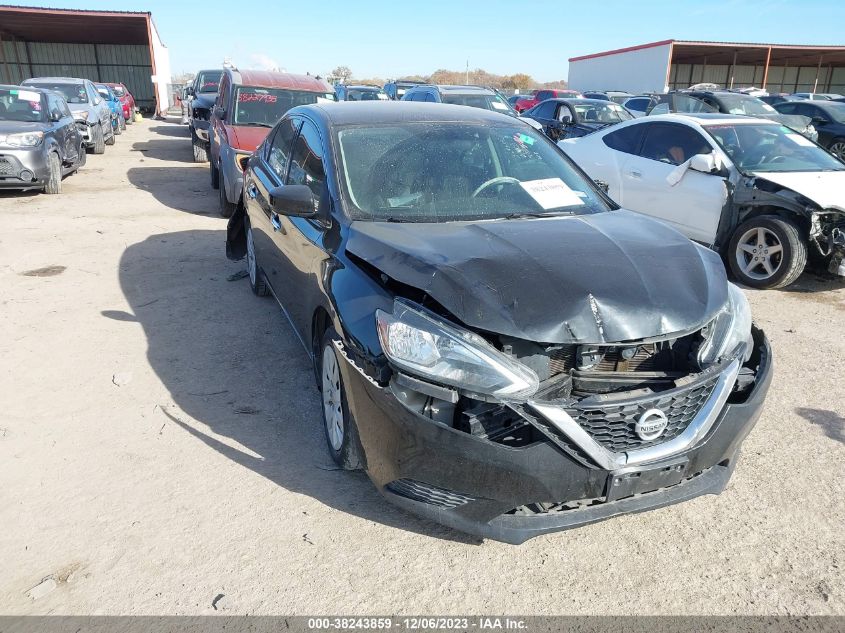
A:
[[233, 87, 334, 126], [111, 85, 126, 97], [716, 94, 776, 115], [706, 123, 845, 172], [347, 89, 388, 101], [28, 82, 87, 104], [441, 93, 516, 117], [572, 101, 633, 123], [197, 71, 222, 93], [95, 85, 112, 99], [336, 122, 610, 222], [0, 87, 46, 122]]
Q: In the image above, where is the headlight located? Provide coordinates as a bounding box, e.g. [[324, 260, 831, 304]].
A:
[[697, 283, 753, 367], [376, 300, 539, 401], [4, 131, 44, 147]]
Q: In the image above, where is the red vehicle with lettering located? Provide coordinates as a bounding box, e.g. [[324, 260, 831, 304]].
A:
[[104, 82, 136, 123], [209, 68, 334, 217], [515, 89, 582, 113]]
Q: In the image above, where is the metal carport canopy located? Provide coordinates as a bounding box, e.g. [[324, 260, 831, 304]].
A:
[[670, 40, 845, 67], [0, 5, 150, 45]]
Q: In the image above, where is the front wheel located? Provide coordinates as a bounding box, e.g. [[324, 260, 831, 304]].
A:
[[105, 123, 115, 146], [828, 138, 845, 162], [318, 328, 363, 470], [91, 124, 105, 154], [43, 153, 61, 194], [192, 131, 208, 163], [728, 215, 807, 289]]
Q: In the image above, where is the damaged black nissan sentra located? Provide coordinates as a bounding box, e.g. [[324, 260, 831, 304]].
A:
[[226, 102, 772, 544]]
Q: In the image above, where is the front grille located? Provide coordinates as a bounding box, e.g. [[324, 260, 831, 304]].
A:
[[0, 158, 13, 175], [385, 478, 475, 509], [594, 344, 662, 371], [566, 374, 720, 453]]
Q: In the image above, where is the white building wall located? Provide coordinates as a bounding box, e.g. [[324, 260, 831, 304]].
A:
[[568, 43, 673, 93], [149, 18, 172, 112]]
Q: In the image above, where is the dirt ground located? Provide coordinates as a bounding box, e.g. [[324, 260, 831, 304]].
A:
[[0, 119, 843, 616]]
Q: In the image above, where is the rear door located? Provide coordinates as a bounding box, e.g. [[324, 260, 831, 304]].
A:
[[244, 116, 301, 292], [47, 94, 73, 162], [617, 121, 725, 243]]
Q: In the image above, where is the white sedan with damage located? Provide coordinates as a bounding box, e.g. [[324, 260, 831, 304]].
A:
[[560, 113, 845, 289]]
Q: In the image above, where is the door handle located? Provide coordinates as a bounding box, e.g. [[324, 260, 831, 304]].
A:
[[247, 183, 258, 199], [627, 170, 642, 179], [270, 212, 284, 234]]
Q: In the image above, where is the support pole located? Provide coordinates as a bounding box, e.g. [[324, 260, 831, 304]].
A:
[[729, 51, 737, 88], [761, 46, 772, 90], [813, 56, 824, 94]]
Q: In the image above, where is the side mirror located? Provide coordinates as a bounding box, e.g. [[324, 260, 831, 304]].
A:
[[812, 116, 827, 125], [269, 184, 317, 218], [185, 87, 195, 97], [689, 152, 717, 173], [214, 106, 226, 119]]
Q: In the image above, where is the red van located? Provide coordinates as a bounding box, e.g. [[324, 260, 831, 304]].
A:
[[208, 68, 334, 217]]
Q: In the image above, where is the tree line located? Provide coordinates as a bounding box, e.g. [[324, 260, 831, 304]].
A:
[[329, 66, 567, 91]]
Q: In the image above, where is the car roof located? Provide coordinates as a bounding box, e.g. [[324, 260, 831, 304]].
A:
[[23, 77, 86, 84], [344, 85, 382, 91], [1, 83, 49, 93], [229, 69, 330, 92], [558, 98, 622, 106], [414, 84, 496, 94], [644, 112, 780, 126], [292, 101, 527, 127]]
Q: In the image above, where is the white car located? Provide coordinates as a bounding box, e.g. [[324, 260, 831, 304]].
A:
[[560, 113, 845, 289]]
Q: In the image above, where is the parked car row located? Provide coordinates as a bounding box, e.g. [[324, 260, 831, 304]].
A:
[[0, 77, 137, 195]]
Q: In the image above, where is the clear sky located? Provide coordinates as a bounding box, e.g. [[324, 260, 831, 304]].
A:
[[8, 0, 845, 81]]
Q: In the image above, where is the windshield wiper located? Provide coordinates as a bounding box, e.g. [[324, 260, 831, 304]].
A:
[[504, 210, 574, 219]]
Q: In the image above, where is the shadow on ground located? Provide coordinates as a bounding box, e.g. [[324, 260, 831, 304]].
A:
[[130, 121, 198, 162], [127, 166, 217, 216], [795, 408, 845, 445], [115, 229, 480, 544]]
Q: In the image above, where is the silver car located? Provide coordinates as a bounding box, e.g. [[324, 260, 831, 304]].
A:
[[0, 84, 86, 194], [21, 77, 114, 154]]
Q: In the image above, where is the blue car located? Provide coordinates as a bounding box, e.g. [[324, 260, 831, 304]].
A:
[[95, 83, 124, 136]]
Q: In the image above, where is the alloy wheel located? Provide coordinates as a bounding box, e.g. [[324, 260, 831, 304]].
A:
[[246, 225, 257, 287], [830, 141, 845, 162], [321, 344, 344, 452], [735, 226, 784, 281]]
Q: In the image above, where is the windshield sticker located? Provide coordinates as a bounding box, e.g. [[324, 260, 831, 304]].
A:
[[387, 192, 423, 207], [317, 96, 333, 103], [491, 101, 508, 110], [377, 94, 389, 100], [520, 178, 585, 209], [16, 90, 40, 102], [513, 133, 535, 146], [239, 93, 277, 104], [785, 133, 815, 147]]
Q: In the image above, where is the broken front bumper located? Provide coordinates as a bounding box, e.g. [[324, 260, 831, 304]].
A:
[[0, 148, 50, 190], [336, 327, 772, 544]]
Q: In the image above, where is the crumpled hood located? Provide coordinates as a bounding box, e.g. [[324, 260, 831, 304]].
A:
[[192, 94, 217, 110], [346, 210, 728, 344], [752, 171, 845, 212]]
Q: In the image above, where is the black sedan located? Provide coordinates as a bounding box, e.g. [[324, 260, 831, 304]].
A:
[[774, 100, 845, 161], [0, 84, 85, 194], [520, 98, 633, 141], [226, 102, 771, 544]]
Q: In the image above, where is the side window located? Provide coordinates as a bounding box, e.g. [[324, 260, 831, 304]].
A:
[[47, 95, 62, 121], [639, 123, 711, 165], [534, 100, 555, 118], [287, 120, 326, 210], [556, 104, 572, 121], [777, 103, 796, 115], [58, 97, 72, 118], [218, 76, 229, 112], [267, 117, 301, 180], [536, 91, 550, 102], [603, 124, 644, 155], [424, 92, 437, 102]]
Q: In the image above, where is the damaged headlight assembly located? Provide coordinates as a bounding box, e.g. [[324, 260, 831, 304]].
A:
[[376, 300, 539, 401], [697, 283, 754, 367]]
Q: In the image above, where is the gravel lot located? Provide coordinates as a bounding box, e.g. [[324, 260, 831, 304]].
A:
[[0, 119, 843, 616]]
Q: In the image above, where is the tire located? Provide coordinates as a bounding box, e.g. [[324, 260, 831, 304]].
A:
[[43, 153, 61, 195], [91, 124, 105, 154], [119, 116, 126, 132], [192, 131, 208, 163], [317, 327, 363, 470], [828, 137, 845, 162], [728, 215, 807, 289], [105, 123, 115, 146], [125, 112, 133, 125], [114, 118, 122, 136], [219, 170, 236, 218], [76, 140, 87, 169], [245, 218, 270, 297], [210, 158, 220, 189]]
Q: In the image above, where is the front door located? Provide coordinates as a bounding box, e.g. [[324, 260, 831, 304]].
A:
[[618, 122, 726, 245]]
